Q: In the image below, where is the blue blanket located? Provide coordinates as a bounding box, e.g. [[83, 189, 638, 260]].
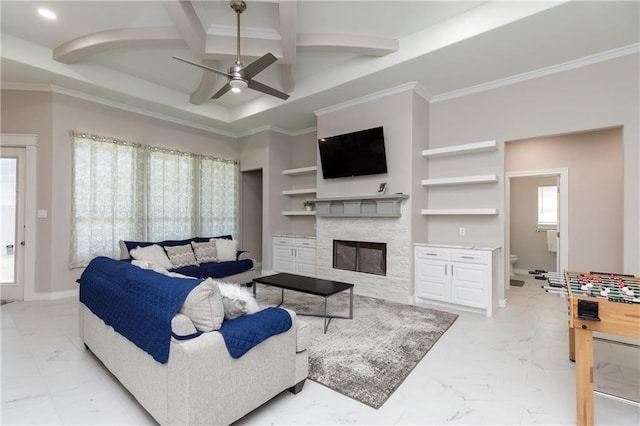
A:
[[79, 257, 293, 363], [219, 307, 292, 358], [79, 257, 201, 363]]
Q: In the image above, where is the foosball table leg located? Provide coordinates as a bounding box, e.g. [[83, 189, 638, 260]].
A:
[[575, 326, 595, 426], [569, 327, 575, 362]]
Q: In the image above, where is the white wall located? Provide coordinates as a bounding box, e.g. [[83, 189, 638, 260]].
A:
[[427, 53, 639, 278]]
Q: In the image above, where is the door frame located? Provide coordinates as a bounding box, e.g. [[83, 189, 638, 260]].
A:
[[1, 134, 37, 300], [505, 167, 569, 296]]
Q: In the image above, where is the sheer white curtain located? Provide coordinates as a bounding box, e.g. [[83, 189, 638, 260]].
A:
[[200, 157, 239, 238], [147, 148, 197, 241], [70, 133, 145, 267], [70, 132, 239, 268]]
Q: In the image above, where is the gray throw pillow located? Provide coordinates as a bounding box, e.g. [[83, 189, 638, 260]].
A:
[[165, 244, 199, 268], [179, 278, 225, 332]]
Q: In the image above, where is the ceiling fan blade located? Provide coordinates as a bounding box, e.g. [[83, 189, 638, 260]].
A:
[[241, 53, 278, 79], [211, 83, 233, 99], [172, 56, 230, 79], [248, 79, 290, 100]]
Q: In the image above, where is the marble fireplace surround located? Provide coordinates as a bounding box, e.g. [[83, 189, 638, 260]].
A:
[[315, 197, 411, 304]]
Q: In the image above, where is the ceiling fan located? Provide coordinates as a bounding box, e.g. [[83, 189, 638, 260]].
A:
[[173, 0, 289, 101]]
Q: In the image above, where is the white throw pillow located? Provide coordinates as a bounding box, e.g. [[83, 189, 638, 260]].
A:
[[129, 244, 174, 270], [179, 278, 225, 332], [165, 244, 199, 268], [211, 238, 237, 262], [217, 281, 260, 320], [191, 241, 218, 263]]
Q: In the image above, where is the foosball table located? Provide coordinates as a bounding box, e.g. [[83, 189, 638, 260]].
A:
[[541, 270, 640, 425]]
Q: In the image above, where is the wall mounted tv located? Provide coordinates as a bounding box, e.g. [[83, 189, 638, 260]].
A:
[[318, 126, 388, 179]]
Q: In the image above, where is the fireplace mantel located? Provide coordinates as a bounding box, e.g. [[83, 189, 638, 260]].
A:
[[312, 194, 409, 218]]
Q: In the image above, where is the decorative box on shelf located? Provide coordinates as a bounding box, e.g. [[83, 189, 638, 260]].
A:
[[312, 194, 409, 218]]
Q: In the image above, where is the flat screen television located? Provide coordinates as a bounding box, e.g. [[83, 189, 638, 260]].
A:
[[318, 126, 388, 179]]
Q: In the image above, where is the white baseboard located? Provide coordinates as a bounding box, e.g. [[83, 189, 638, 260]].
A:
[[30, 288, 79, 301]]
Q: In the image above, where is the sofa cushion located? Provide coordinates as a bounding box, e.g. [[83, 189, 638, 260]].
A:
[[170, 258, 253, 279], [120, 235, 233, 259], [129, 244, 174, 270], [212, 238, 238, 262], [165, 244, 199, 268], [178, 278, 225, 332], [191, 241, 218, 263]]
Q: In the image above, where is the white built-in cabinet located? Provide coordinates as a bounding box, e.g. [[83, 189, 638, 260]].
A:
[[272, 235, 316, 277], [414, 244, 499, 317], [281, 166, 317, 216], [420, 140, 499, 216]]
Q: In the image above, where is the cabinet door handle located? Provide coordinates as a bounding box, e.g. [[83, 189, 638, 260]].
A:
[[426, 252, 438, 256], [444, 264, 447, 276], [451, 264, 454, 274], [461, 256, 475, 260]]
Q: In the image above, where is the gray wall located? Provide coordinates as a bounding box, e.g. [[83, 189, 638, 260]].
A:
[[427, 53, 639, 289], [1, 90, 238, 295], [506, 127, 624, 273]]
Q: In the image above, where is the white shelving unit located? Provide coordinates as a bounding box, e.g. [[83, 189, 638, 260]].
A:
[[421, 140, 498, 216], [282, 165, 317, 216], [421, 208, 498, 216], [282, 188, 317, 196], [282, 211, 316, 216], [282, 166, 317, 176], [421, 140, 497, 158], [421, 174, 497, 186]]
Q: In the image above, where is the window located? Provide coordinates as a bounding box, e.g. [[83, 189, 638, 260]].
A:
[[70, 132, 238, 267], [538, 185, 558, 227]]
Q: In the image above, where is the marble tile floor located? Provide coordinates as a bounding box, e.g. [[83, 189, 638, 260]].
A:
[[2, 273, 639, 425]]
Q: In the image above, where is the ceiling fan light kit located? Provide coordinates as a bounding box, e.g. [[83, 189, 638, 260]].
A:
[[173, 0, 289, 101]]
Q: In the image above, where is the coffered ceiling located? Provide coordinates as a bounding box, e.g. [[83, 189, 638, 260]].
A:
[[1, 1, 638, 136]]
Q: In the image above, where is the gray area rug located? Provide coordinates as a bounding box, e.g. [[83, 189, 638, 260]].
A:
[[255, 285, 458, 409]]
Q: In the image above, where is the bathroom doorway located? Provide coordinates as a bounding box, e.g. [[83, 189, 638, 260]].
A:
[[506, 171, 567, 276]]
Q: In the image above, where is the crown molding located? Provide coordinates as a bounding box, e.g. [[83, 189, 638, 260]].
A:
[[1, 82, 240, 139], [431, 43, 640, 103], [314, 81, 431, 117], [237, 125, 317, 138]]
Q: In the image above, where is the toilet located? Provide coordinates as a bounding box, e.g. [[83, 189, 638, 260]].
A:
[[509, 254, 519, 277]]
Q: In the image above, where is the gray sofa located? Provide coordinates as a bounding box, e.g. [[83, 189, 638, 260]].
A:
[[79, 266, 310, 425]]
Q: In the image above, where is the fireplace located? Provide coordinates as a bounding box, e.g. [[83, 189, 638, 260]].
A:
[[333, 240, 386, 276]]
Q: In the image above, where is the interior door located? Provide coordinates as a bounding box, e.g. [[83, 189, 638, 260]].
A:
[[1, 148, 25, 300]]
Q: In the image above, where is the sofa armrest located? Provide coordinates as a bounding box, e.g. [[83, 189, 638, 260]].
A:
[[171, 313, 197, 337], [237, 250, 251, 261]]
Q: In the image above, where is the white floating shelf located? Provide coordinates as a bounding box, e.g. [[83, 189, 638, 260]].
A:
[[421, 174, 498, 186], [282, 188, 317, 196], [282, 166, 317, 176], [282, 211, 316, 216], [421, 208, 498, 216], [422, 140, 497, 158]]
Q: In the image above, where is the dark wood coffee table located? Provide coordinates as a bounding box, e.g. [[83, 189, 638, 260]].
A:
[[252, 273, 354, 333]]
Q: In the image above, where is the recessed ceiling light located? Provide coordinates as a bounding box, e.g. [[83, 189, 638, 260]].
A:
[[38, 8, 57, 20]]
